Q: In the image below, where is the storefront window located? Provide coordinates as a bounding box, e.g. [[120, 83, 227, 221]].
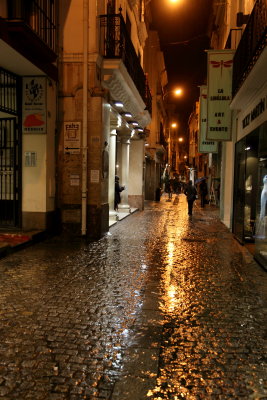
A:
[[254, 122, 267, 269], [233, 122, 267, 270], [243, 131, 258, 241]]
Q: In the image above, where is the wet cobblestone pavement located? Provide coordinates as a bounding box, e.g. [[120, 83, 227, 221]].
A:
[[0, 195, 267, 399]]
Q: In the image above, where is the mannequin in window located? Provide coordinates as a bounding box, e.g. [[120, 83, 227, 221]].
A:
[[260, 175, 267, 219], [256, 174, 267, 239]]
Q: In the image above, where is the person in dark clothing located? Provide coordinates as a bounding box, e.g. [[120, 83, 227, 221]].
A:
[[199, 179, 208, 208], [184, 180, 197, 216], [114, 175, 125, 211], [165, 179, 173, 199]]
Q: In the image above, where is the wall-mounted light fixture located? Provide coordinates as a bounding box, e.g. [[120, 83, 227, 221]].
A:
[[114, 101, 124, 108], [122, 112, 133, 118]]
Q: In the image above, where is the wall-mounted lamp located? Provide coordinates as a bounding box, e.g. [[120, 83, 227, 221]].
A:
[[122, 112, 133, 118], [114, 101, 124, 108]]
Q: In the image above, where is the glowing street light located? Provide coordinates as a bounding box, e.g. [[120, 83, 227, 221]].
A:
[[171, 122, 177, 128], [163, 87, 183, 101], [174, 88, 183, 96], [178, 137, 183, 142]]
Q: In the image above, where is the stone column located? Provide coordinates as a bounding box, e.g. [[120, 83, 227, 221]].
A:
[[108, 128, 117, 222], [118, 134, 131, 213]]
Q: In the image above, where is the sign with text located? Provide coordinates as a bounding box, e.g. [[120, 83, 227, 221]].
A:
[[64, 122, 81, 154], [198, 86, 218, 153], [22, 77, 47, 134], [207, 50, 235, 141]]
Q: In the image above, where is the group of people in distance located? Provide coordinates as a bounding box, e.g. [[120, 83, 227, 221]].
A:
[[164, 175, 209, 216], [114, 173, 210, 217]]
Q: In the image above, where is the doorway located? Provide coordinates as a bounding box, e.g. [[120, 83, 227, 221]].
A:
[[0, 68, 21, 228]]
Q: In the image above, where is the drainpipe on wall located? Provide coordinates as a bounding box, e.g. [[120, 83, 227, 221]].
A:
[[81, 0, 89, 236]]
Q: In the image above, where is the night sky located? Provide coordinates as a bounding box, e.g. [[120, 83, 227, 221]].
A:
[[151, 0, 213, 130]]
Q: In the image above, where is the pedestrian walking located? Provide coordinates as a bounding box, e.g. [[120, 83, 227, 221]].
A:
[[114, 175, 125, 211], [164, 173, 172, 199], [166, 181, 173, 199], [172, 176, 179, 194], [184, 180, 197, 215], [199, 179, 208, 208]]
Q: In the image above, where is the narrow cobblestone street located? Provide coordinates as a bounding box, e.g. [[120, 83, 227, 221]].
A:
[[0, 195, 267, 400]]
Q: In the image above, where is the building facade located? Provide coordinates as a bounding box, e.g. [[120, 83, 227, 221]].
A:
[[210, 0, 267, 269], [1, 0, 168, 241], [58, 0, 152, 239], [0, 0, 58, 232], [143, 27, 168, 200]]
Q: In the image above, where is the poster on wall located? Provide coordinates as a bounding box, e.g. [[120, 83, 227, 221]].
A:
[[22, 77, 47, 134], [64, 122, 81, 154], [198, 85, 218, 153], [207, 50, 235, 141]]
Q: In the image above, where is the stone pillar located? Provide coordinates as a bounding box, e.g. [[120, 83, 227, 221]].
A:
[[108, 128, 117, 222], [119, 134, 131, 213]]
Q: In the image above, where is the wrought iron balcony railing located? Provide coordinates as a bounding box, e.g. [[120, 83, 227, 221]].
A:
[[232, 0, 267, 96], [99, 13, 152, 115], [5, 0, 56, 53]]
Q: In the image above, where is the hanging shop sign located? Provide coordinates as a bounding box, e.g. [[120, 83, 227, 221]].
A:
[[206, 50, 235, 141], [198, 85, 218, 153], [22, 77, 47, 134]]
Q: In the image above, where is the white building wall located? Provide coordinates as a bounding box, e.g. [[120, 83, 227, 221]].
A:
[[129, 140, 144, 209], [22, 80, 56, 214]]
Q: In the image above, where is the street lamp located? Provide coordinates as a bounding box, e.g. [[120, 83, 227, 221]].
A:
[[174, 88, 183, 96], [163, 87, 183, 101]]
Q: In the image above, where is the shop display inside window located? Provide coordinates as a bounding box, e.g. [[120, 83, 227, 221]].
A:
[[256, 174, 267, 239], [255, 160, 267, 268]]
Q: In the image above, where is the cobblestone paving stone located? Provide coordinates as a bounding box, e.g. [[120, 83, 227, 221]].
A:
[[0, 195, 266, 399]]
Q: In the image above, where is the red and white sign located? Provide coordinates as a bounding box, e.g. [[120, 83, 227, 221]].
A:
[[22, 77, 47, 134]]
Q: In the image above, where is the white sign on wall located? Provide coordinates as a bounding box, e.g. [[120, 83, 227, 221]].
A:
[[22, 77, 47, 134], [64, 122, 81, 154], [207, 50, 235, 141]]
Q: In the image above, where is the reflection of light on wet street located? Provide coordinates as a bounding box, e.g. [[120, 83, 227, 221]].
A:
[[0, 194, 266, 399]]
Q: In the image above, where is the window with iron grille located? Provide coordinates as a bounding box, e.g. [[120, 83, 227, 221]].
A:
[[0, 68, 19, 116], [7, 0, 56, 52]]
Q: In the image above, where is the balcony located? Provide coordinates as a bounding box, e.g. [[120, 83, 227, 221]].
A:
[[99, 13, 152, 126], [4, 0, 56, 53], [0, 0, 57, 80], [232, 0, 267, 97]]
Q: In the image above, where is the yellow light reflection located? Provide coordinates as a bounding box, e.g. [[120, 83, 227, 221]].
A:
[[167, 241, 174, 266]]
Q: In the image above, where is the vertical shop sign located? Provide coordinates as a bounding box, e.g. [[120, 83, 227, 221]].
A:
[[198, 86, 218, 153], [22, 77, 47, 134], [207, 50, 235, 141]]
